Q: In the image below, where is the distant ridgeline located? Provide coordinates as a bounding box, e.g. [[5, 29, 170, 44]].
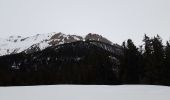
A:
[[0, 41, 123, 86]]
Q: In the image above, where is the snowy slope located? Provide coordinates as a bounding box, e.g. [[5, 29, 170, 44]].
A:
[[0, 32, 56, 56], [0, 85, 169, 100], [0, 32, 112, 56]]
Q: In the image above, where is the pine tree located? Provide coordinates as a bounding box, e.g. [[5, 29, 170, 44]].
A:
[[120, 39, 142, 84], [163, 41, 170, 85], [143, 35, 164, 85], [152, 35, 164, 84], [142, 34, 153, 84]]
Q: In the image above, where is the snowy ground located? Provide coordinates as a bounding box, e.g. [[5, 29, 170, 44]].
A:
[[0, 85, 170, 100]]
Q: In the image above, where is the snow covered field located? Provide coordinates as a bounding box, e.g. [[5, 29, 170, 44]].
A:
[[0, 85, 170, 100]]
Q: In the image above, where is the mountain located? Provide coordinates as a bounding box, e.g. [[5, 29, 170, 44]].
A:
[[0, 32, 113, 56], [0, 40, 122, 86], [0, 33, 170, 86]]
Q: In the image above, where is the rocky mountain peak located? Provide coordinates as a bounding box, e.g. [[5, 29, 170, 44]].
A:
[[0, 32, 114, 56], [85, 33, 112, 44]]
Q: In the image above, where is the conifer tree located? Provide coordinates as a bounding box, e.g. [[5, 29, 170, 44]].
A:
[[143, 35, 164, 84], [152, 35, 164, 84], [163, 41, 170, 85], [120, 39, 142, 84]]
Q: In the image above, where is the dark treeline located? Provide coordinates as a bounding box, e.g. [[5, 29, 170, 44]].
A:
[[120, 34, 170, 86], [0, 41, 121, 86]]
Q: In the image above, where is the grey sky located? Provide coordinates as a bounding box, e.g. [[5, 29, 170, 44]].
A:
[[0, 0, 170, 45]]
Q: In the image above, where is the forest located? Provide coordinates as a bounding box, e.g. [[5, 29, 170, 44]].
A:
[[120, 34, 170, 86], [0, 41, 121, 86]]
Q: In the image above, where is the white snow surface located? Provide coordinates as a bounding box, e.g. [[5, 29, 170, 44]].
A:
[[0, 85, 170, 100]]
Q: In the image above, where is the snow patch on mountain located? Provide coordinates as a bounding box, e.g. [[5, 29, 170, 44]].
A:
[[0, 32, 113, 56], [0, 32, 56, 56]]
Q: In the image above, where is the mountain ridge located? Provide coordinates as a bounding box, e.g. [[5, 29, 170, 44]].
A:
[[0, 32, 113, 56]]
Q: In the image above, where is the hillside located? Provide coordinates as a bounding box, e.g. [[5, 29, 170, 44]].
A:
[[0, 40, 122, 86]]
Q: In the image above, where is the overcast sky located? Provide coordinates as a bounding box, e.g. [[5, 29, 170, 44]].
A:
[[0, 0, 170, 45]]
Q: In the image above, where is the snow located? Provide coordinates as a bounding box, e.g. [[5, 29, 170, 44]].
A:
[[11, 62, 19, 69], [39, 41, 50, 50], [0, 32, 56, 56], [73, 36, 81, 41], [0, 85, 169, 100]]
